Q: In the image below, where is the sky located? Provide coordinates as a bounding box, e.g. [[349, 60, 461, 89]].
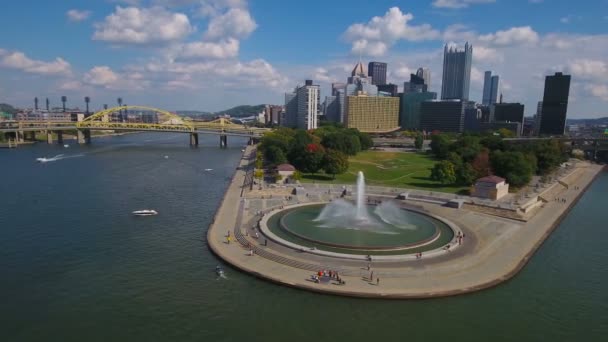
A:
[[0, 0, 607, 118]]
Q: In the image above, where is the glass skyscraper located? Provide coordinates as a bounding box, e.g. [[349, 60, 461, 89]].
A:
[[441, 43, 472, 101], [539, 72, 571, 136], [368, 62, 387, 85], [482, 71, 499, 106]]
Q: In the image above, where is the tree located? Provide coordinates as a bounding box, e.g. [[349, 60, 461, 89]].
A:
[[430, 161, 457, 185], [491, 150, 536, 188], [471, 148, 492, 179], [498, 128, 515, 138], [321, 132, 360, 156], [323, 150, 349, 178], [294, 143, 326, 174], [430, 134, 451, 159], [456, 162, 477, 186], [358, 132, 374, 151], [265, 145, 287, 165], [292, 170, 302, 181], [414, 134, 424, 150]]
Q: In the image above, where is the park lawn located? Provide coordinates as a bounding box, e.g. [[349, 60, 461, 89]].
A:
[[302, 150, 468, 194]]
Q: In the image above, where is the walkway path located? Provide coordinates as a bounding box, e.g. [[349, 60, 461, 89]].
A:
[[207, 153, 604, 298]]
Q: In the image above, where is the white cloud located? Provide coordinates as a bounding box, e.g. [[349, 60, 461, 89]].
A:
[[67, 9, 92, 22], [83, 66, 119, 86], [568, 59, 608, 80], [344, 7, 440, 56], [560, 16, 570, 24], [586, 84, 608, 101], [205, 8, 256, 40], [478, 26, 539, 46], [432, 0, 495, 9], [93, 6, 193, 45], [0, 50, 71, 76], [59, 80, 84, 90], [197, 0, 247, 17], [178, 38, 240, 59], [473, 46, 503, 62]]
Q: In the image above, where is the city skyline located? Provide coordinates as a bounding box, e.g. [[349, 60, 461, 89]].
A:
[[0, 0, 607, 118]]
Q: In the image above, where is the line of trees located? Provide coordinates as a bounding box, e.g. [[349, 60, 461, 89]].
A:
[[258, 124, 372, 179], [429, 133, 569, 188]]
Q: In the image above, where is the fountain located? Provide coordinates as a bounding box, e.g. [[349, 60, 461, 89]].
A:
[[266, 171, 454, 252]]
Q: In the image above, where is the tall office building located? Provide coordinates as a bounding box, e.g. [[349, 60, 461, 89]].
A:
[[377, 84, 399, 97], [283, 80, 319, 130], [345, 94, 399, 133], [400, 91, 437, 130], [441, 43, 473, 101], [539, 72, 571, 136], [420, 100, 465, 133], [404, 73, 428, 93], [482, 71, 499, 106], [368, 62, 387, 85], [491, 103, 525, 136], [323, 95, 340, 123], [416, 68, 431, 90]]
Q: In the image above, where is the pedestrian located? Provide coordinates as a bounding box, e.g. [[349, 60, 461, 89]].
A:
[[370, 271, 374, 281], [367, 263, 371, 270], [264, 239, 268, 246], [377, 278, 380, 285], [249, 249, 254, 256]]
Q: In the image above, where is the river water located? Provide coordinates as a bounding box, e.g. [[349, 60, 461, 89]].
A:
[[1, 133, 607, 341]]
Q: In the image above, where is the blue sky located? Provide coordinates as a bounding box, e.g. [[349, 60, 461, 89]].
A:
[[0, 0, 607, 117]]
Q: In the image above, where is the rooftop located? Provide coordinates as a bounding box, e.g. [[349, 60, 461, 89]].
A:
[[476, 175, 506, 184]]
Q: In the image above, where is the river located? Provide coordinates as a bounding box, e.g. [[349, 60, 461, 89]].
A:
[[1, 133, 607, 341]]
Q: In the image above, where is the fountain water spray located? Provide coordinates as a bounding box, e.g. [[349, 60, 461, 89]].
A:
[[356, 171, 366, 220]]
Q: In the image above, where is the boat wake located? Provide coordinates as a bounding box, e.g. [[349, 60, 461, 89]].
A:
[[36, 154, 85, 163]]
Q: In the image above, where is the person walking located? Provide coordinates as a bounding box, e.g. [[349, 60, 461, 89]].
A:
[[376, 278, 380, 286]]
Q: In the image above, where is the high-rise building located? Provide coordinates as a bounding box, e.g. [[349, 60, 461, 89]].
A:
[[539, 72, 571, 136], [323, 96, 340, 123], [283, 80, 320, 130], [490, 103, 525, 136], [331, 83, 346, 96], [377, 84, 399, 97], [404, 73, 428, 94], [400, 91, 437, 130], [368, 62, 387, 85], [482, 71, 499, 106], [345, 94, 399, 133], [416, 68, 431, 90], [441, 43, 473, 101], [420, 100, 465, 133]]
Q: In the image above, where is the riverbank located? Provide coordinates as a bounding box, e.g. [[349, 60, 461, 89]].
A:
[[207, 153, 604, 298]]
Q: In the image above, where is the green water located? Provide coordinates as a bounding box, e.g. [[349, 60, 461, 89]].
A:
[[1, 133, 607, 341]]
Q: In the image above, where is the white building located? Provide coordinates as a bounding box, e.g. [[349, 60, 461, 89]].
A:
[[283, 80, 319, 130]]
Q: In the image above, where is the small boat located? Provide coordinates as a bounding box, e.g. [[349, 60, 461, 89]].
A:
[[216, 265, 225, 276], [64, 144, 69, 148], [204, 168, 213, 172], [132, 210, 158, 216]]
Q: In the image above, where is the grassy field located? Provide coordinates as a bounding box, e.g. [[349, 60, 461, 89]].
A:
[[302, 150, 468, 194]]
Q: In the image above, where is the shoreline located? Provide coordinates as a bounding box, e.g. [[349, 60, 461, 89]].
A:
[[207, 152, 604, 299]]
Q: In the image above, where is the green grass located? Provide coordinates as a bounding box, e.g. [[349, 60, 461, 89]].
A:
[[302, 150, 468, 194]]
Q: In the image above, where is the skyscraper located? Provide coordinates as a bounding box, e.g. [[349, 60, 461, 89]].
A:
[[416, 68, 431, 90], [404, 73, 428, 93], [482, 71, 499, 106], [539, 72, 571, 136], [368, 62, 387, 85], [441, 43, 473, 101]]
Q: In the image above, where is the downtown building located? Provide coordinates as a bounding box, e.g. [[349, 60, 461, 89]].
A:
[[538, 72, 571, 136], [345, 94, 399, 133], [482, 71, 500, 106], [441, 43, 473, 101], [400, 69, 436, 130], [283, 80, 319, 130], [368, 61, 387, 85], [420, 100, 465, 133]]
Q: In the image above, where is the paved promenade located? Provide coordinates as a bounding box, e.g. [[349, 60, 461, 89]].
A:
[[207, 150, 604, 298]]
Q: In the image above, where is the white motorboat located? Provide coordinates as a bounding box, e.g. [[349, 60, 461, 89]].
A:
[[216, 266, 225, 276], [132, 210, 158, 216]]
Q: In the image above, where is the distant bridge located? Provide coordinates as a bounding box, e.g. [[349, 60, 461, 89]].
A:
[[0, 105, 270, 147]]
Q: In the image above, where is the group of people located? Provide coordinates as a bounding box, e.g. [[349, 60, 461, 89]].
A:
[[554, 197, 568, 203], [415, 252, 423, 259], [311, 270, 345, 285], [456, 231, 465, 245]]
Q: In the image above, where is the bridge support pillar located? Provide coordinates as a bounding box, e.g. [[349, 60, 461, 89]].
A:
[[220, 135, 227, 148], [57, 131, 63, 144], [46, 131, 53, 144], [190, 133, 199, 147], [28, 131, 36, 141], [16, 131, 25, 143], [77, 129, 91, 144]]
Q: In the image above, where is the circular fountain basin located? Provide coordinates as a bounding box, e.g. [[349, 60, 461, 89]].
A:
[[274, 203, 448, 251]]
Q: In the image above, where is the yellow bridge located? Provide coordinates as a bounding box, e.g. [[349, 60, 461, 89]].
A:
[[1, 105, 270, 146]]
